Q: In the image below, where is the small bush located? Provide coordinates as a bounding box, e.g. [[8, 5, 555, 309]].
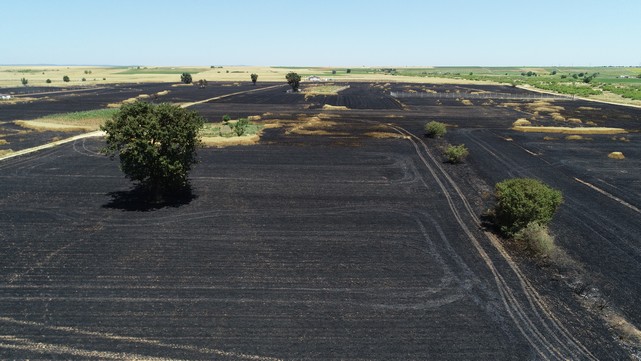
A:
[[46, 79, 52, 84], [232, 118, 250, 136], [63, 75, 70, 82], [21, 78, 28, 86], [494, 178, 563, 235], [82, 77, 86, 82], [444, 144, 469, 164], [424, 121, 446, 138], [221, 114, 231, 125], [514, 222, 555, 256]]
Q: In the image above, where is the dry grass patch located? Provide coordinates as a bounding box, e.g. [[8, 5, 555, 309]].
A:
[[612, 136, 630, 142], [577, 106, 600, 111], [513, 126, 627, 135], [543, 136, 559, 141], [0, 139, 8, 145], [322, 104, 350, 111], [247, 115, 261, 121], [528, 100, 564, 113], [201, 134, 260, 147], [565, 135, 591, 140], [608, 152, 625, 159], [0, 97, 38, 105], [567, 118, 582, 124], [156, 90, 170, 96], [606, 314, 641, 345], [15, 120, 95, 132], [513, 118, 531, 126], [550, 112, 566, 122], [460, 99, 473, 106], [0, 149, 13, 156], [364, 131, 407, 139]]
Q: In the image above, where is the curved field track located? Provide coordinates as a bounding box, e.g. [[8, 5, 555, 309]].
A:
[[0, 82, 636, 359]]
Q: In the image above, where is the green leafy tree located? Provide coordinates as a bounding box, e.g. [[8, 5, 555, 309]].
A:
[[346, 69, 351, 74], [181, 72, 193, 84], [63, 75, 70, 82], [251, 73, 258, 85], [332, 70, 337, 75], [494, 178, 563, 235], [101, 101, 204, 194], [286, 72, 301, 91], [46, 79, 52, 84], [21, 78, 28, 86]]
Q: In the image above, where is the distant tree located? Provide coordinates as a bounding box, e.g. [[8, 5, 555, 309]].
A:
[[46, 79, 52, 84], [346, 69, 351, 74], [63, 75, 70, 82], [20, 78, 28, 86], [101, 101, 204, 195], [332, 70, 337, 75], [578, 72, 584, 77], [250, 73, 258, 85], [560, 75, 567, 79], [572, 74, 578, 79], [197, 79, 208, 88], [82, 78, 86, 82], [551, 70, 557, 75], [181, 72, 193, 84], [286, 72, 301, 91]]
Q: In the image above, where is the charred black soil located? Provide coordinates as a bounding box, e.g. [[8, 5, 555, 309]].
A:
[[1, 82, 639, 359]]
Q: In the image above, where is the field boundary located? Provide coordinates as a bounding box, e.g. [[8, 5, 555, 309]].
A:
[[0, 131, 105, 162], [390, 90, 571, 101]]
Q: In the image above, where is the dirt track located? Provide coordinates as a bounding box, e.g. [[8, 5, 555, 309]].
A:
[[1, 82, 639, 359]]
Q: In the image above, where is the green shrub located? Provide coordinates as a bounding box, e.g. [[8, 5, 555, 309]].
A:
[[444, 144, 469, 163], [232, 118, 250, 136], [514, 222, 555, 257], [494, 178, 563, 235], [46, 79, 52, 84], [424, 121, 447, 138], [21, 78, 28, 86], [221, 114, 231, 125], [63, 75, 70, 82]]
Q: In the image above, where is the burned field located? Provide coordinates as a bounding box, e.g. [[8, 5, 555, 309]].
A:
[[1, 82, 640, 359]]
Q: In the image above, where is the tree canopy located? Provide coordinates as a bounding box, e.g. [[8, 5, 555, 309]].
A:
[[101, 101, 204, 195], [181, 72, 193, 84], [286, 72, 301, 91], [250, 73, 258, 85]]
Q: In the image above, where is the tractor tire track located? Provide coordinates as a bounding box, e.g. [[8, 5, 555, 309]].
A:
[[384, 124, 597, 360]]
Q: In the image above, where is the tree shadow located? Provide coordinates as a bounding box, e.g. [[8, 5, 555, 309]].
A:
[[102, 184, 197, 212]]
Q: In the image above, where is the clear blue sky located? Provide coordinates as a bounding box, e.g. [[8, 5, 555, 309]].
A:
[[1, 0, 640, 66]]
